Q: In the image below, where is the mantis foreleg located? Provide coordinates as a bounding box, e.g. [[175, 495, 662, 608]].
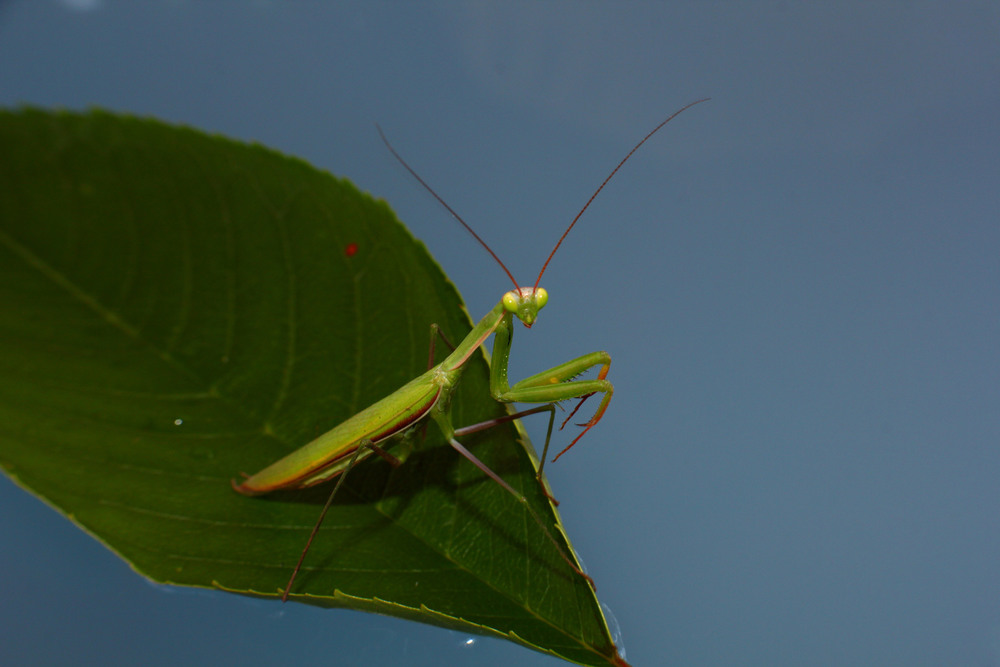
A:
[[489, 312, 614, 464]]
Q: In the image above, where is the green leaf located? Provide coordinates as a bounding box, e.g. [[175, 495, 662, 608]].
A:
[[0, 109, 627, 667]]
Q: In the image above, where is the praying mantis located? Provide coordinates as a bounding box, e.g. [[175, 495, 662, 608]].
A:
[[233, 98, 709, 602]]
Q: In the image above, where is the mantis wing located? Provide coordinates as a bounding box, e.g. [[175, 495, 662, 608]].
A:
[[233, 370, 442, 495]]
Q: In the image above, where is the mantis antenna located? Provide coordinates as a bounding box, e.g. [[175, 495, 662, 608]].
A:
[[533, 97, 710, 291], [377, 97, 710, 293], [376, 125, 520, 291]]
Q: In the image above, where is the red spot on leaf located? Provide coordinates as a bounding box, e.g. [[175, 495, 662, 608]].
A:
[[344, 242, 358, 257]]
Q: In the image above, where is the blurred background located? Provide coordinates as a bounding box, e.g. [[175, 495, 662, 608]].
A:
[[1, 2, 998, 665]]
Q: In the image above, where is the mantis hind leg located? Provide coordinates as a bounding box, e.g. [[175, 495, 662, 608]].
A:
[[282, 438, 397, 602]]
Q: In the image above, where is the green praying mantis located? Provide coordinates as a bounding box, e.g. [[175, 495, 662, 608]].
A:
[[233, 98, 709, 601]]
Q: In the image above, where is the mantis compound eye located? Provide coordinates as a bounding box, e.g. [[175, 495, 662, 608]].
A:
[[502, 291, 518, 313]]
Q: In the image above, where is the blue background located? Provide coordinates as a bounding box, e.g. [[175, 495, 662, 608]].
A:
[[1, 2, 998, 665]]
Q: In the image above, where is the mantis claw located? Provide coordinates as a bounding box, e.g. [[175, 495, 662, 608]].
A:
[[559, 393, 595, 430]]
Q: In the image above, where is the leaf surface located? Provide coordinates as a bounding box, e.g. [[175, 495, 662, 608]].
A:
[[0, 109, 626, 667]]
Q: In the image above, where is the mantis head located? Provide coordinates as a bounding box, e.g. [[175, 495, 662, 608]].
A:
[[503, 287, 549, 328]]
